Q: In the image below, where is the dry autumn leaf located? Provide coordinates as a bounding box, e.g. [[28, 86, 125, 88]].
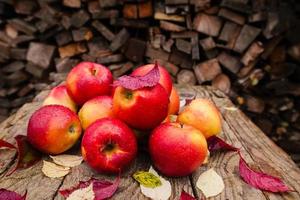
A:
[[50, 154, 83, 167], [114, 62, 160, 90], [133, 171, 162, 188], [66, 183, 94, 200], [0, 188, 27, 200], [140, 167, 171, 200], [196, 168, 224, 198], [42, 160, 70, 178]]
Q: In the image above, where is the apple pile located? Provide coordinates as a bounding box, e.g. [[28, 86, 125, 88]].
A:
[[27, 61, 222, 176]]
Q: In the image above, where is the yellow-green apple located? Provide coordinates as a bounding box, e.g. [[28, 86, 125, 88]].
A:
[[43, 85, 77, 113], [177, 99, 222, 138], [66, 62, 113, 105], [149, 122, 207, 177], [78, 96, 114, 130], [131, 64, 173, 95], [27, 105, 82, 154], [112, 84, 169, 130], [81, 118, 137, 173], [167, 86, 180, 115]]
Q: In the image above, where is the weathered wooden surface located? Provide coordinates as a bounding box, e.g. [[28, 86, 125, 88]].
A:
[[0, 85, 300, 200]]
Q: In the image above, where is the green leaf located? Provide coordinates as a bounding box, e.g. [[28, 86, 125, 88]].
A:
[[133, 171, 162, 188]]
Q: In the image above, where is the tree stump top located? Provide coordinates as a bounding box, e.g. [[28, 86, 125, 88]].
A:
[[0, 85, 300, 200]]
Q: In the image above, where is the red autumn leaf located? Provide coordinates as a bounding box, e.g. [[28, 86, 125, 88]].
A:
[[0, 188, 27, 200], [59, 176, 120, 200], [0, 139, 16, 149], [6, 135, 42, 176], [207, 136, 239, 152], [239, 153, 292, 193], [93, 175, 120, 200], [180, 190, 196, 200], [113, 62, 160, 90]]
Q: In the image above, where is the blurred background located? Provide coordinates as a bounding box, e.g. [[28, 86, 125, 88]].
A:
[[0, 0, 299, 166]]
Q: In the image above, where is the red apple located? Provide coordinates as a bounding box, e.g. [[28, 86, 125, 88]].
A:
[[131, 64, 173, 95], [27, 105, 82, 155], [43, 85, 77, 113], [66, 62, 113, 105], [112, 84, 169, 130], [78, 96, 114, 130], [149, 122, 207, 177], [81, 118, 137, 173]]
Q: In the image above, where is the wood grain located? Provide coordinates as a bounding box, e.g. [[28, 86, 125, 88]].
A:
[[0, 85, 299, 199]]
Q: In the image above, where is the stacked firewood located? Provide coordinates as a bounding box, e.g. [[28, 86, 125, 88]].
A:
[[0, 0, 299, 164]]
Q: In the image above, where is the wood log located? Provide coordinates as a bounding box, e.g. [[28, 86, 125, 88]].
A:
[[99, 0, 119, 8], [10, 48, 27, 60], [55, 58, 79, 73], [169, 49, 192, 69], [199, 37, 216, 51], [233, 25, 261, 53], [109, 28, 130, 52], [241, 41, 264, 66], [138, 1, 153, 18], [63, 0, 81, 8], [17, 84, 34, 97], [193, 58, 222, 83], [165, 5, 190, 15], [191, 34, 200, 60], [72, 27, 93, 42], [92, 8, 119, 19], [88, 1, 101, 15], [97, 54, 124, 64], [25, 62, 46, 78], [245, 95, 265, 113], [248, 12, 267, 23], [221, 0, 251, 14], [7, 19, 37, 36], [112, 62, 134, 77], [1, 61, 25, 73], [160, 21, 186, 32], [26, 42, 55, 69], [92, 20, 115, 42], [58, 43, 87, 58], [55, 31, 72, 46], [162, 39, 174, 53], [212, 73, 231, 94], [110, 18, 149, 28], [165, 0, 188, 5], [217, 51, 241, 74], [123, 3, 138, 19], [154, 12, 185, 22], [177, 69, 197, 85], [125, 38, 146, 62], [193, 13, 222, 36], [71, 10, 90, 28], [15, 0, 37, 15], [145, 44, 170, 61], [218, 8, 246, 25], [175, 39, 191, 54]]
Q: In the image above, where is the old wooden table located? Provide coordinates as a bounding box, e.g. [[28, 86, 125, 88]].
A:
[[0, 85, 300, 200]]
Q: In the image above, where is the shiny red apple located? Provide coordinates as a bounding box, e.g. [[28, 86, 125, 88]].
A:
[[149, 122, 208, 177], [81, 118, 137, 173], [66, 62, 113, 105]]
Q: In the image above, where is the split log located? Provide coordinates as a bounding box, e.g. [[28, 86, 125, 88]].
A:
[[193, 13, 223, 36], [217, 51, 241, 74], [109, 28, 130, 52], [124, 38, 146, 62], [193, 58, 222, 83], [212, 73, 231, 94], [58, 43, 87, 58], [177, 69, 197, 85], [233, 25, 261, 53], [26, 42, 55, 69], [218, 8, 246, 25]]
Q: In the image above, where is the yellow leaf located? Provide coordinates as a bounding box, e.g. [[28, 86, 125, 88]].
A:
[[133, 171, 162, 188], [196, 168, 224, 198], [140, 167, 171, 200], [42, 160, 70, 178], [50, 154, 83, 167]]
